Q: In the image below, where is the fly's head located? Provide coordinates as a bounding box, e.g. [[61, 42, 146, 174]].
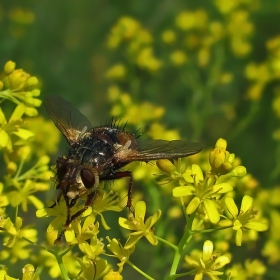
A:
[[56, 156, 99, 202]]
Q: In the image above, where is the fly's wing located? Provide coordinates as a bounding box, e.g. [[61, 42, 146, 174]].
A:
[[44, 95, 92, 144], [116, 139, 203, 162]]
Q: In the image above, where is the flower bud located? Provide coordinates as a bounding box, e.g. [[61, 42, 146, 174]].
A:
[[25, 107, 38, 117], [215, 138, 227, 149], [156, 159, 176, 174], [220, 162, 233, 174], [31, 89, 41, 96], [7, 162, 17, 174], [4, 61, 16, 74], [209, 148, 226, 170], [25, 76, 38, 87], [103, 270, 123, 280], [230, 166, 247, 177], [22, 264, 35, 280], [209, 138, 235, 175], [105, 64, 126, 80], [9, 69, 30, 90], [37, 155, 50, 166], [25, 97, 42, 107]]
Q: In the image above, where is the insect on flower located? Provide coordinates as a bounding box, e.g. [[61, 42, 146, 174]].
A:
[[44, 95, 202, 243]]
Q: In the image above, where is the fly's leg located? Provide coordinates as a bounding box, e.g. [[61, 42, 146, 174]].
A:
[[49, 190, 63, 208], [109, 171, 134, 213], [67, 190, 98, 224], [54, 190, 98, 244]]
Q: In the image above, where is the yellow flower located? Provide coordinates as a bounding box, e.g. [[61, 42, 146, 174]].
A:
[[118, 17, 140, 39], [105, 64, 126, 80], [209, 21, 225, 41], [148, 123, 180, 140], [24, 117, 61, 155], [7, 179, 45, 211], [1, 216, 37, 248], [209, 138, 246, 176], [22, 264, 35, 280], [170, 50, 187, 66], [0, 270, 18, 280], [246, 82, 265, 101], [0, 104, 34, 152], [9, 8, 35, 25], [103, 270, 123, 280], [106, 237, 135, 267], [136, 47, 162, 72], [176, 11, 196, 30], [184, 240, 231, 279], [173, 164, 232, 224], [78, 232, 104, 259], [162, 29, 176, 44], [219, 195, 268, 246], [78, 257, 109, 280], [214, 0, 238, 14], [119, 201, 161, 249], [7, 69, 30, 90], [4, 61, 16, 74]]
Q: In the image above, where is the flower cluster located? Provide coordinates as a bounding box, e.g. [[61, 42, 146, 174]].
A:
[[157, 138, 267, 247], [106, 16, 161, 74], [0, 61, 60, 279]]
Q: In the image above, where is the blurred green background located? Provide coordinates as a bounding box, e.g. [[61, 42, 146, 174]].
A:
[[1, 0, 280, 278], [1, 0, 280, 187]]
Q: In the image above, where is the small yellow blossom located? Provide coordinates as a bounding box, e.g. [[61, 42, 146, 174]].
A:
[[219, 195, 268, 246], [170, 50, 187, 66], [22, 264, 35, 280], [136, 47, 162, 72], [176, 11, 196, 30], [119, 201, 161, 249], [4, 61, 16, 74], [9, 8, 35, 25], [184, 240, 231, 279], [106, 237, 135, 267], [162, 29, 176, 44], [214, 0, 238, 14], [105, 64, 126, 80], [197, 47, 210, 67], [103, 270, 123, 280], [173, 164, 232, 224]]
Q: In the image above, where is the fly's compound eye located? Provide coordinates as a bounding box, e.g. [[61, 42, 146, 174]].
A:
[[80, 168, 99, 189]]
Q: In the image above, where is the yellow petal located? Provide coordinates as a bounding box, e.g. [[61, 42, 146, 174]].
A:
[[240, 195, 253, 213], [225, 196, 238, 218], [186, 196, 201, 214], [204, 199, 220, 224]]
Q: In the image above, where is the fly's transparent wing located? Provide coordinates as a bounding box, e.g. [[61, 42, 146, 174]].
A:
[[116, 139, 203, 162], [44, 95, 92, 144]]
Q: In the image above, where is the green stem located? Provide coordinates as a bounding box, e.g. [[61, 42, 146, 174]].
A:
[[192, 225, 232, 234], [56, 251, 71, 280], [21, 236, 56, 253], [172, 269, 197, 279], [155, 235, 177, 251], [167, 212, 196, 280], [14, 156, 25, 179], [15, 205, 18, 221], [22, 235, 72, 280], [127, 260, 155, 280]]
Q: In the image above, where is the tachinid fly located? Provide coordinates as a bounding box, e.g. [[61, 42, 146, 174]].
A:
[[44, 95, 202, 243]]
